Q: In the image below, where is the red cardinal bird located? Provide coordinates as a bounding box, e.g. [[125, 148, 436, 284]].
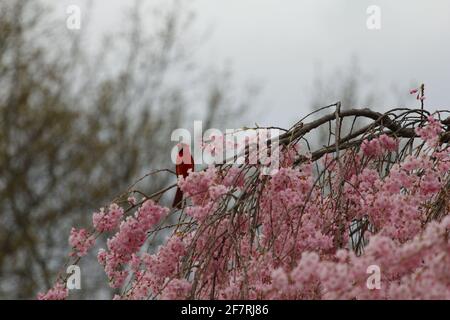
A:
[[172, 143, 194, 209]]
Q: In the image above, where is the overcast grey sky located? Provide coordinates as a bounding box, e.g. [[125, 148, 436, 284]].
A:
[[54, 0, 450, 128]]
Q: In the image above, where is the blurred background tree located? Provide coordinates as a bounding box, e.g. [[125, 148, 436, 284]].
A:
[[0, 0, 252, 299], [308, 58, 380, 149]]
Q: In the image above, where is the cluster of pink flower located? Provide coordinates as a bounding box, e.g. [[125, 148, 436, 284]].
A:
[[160, 279, 192, 300], [266, 215, 450, 299], [120, 236, 187, 299], [99, 200, 169, 288], [37, 282, 68, 300], [68, 228, 95, 257], [93, 203, 124, 232], [38, 115, 449, 300], [179, 166, 242, 221], [178, 166, 218, 205], [361, 134, 398, 157], [415, 116, 443, 147]]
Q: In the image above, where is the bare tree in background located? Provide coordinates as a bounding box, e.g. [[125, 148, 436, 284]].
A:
[[0, 0, 252, 299], [309, 59, 379, 149]]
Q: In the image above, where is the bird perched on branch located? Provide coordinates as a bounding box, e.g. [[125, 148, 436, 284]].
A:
[[172, 143, 194, 209]]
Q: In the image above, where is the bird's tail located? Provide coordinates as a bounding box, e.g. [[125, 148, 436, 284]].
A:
[[172, 187, 183, 209]]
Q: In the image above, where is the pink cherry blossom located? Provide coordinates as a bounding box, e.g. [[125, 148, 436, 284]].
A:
[[40, 110, 450, 300], [37, 282, 68, 300], [93, 203, 124, 232], [68, 228, 95, 257], [415, 116, 443, 147], [160, 279, 192, 300]]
